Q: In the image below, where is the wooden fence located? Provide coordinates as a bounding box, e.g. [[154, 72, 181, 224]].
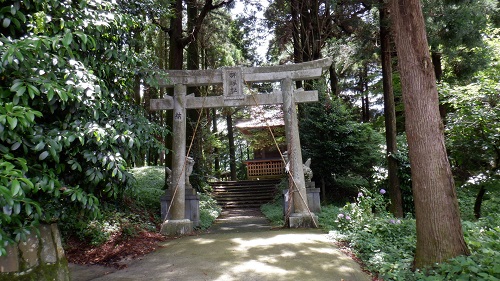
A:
[[244, 159, 284, 179]]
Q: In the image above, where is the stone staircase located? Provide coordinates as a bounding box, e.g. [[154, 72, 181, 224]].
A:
[[209, 179, 281, 209]]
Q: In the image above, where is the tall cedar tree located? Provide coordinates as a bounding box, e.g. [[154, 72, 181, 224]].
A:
[[154, 0, 234, 169], [389, 0, 470, 268], [379, 0, 403, 217]]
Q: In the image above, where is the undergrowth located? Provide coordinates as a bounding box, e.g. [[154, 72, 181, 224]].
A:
[[199, 193, 222, 229], [319, 186, 500, 280], [261, 178, 287, 226], [61, 166, 220, 245], [261, 201, 285, 226]]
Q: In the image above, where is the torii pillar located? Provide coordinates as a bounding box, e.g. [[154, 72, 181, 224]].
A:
[[152, 58, 332, 235], [282, 78, 318, 228], [159, 84, 193, 236]]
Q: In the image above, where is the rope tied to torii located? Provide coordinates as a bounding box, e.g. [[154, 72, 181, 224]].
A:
[[245, 81, 318, 228], [162, 74, 214, 225], [154, 58, 332, 229]]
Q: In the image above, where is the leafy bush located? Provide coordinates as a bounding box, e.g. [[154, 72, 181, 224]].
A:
[[0, 0, 167, 254], [64, 166, 222, 242], [66, 209, 157, 246], [128, 166, 166, 214], [300, 87, 384, 198], [73, 218, 118, 246], [392, 134, 415, 215], [198, 193, 221, 230], [319, 188, 500, 280], [457, 176, 500, 221], [261, 201, 285, 226], [60, 166, 165, 245]]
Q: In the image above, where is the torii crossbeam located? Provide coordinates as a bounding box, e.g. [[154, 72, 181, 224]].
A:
[[151, 58, 332, 236]]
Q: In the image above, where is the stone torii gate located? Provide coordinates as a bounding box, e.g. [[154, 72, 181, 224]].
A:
[[150, 58, 332, 236]]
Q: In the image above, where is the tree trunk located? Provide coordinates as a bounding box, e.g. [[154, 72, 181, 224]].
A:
[[169, 0, 184, 71], [186, 0, 203, 190], [212, 108, 220, 174], [309, 0, 321, 61], [389, 0, 470, 268], [291, 0, 303, 89], [380, 0, 403, 217], [431, 51, 443, 82], [329, 64, 339, 96], [320, 176, 326, 203], [226, 112, 237, 181], [362, 93, 369, 122], [164, 0, 185, 169], [359, 67, 370, 122], [299, 1, 311, 63], [473, 186, 486, 219]]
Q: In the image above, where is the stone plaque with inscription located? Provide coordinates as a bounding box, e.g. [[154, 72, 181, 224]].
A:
[[223, 67, 244, 100]]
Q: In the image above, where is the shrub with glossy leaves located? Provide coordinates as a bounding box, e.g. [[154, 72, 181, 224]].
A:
[[0, 0, 168, 254]]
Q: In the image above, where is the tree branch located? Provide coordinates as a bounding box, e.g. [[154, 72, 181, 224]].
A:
[[151, 17, 171, 35], [180, 0, 234, 47]]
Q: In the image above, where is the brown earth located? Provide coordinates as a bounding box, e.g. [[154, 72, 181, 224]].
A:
[[65, 230, 169, 269]]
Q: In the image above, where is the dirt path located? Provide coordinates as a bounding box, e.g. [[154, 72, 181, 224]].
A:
[[69, 208, 370, 281]]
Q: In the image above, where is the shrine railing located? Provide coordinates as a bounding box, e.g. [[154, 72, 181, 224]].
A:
[[244, 159, 285, 179]]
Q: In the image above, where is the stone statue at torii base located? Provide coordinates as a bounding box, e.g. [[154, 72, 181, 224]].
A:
[[153, 58, 332, 236], [161, 156, 200, 230], [165, 156, 195, 190]]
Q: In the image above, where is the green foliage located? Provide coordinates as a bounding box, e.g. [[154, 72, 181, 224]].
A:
[[391, 134, 414, 215], [128, 166, 166, 213], [67, 209, 157, 246], [61, 165, 166, 245], [300, 87, 384, 197], [260, 178, 288, 227], [61, 166, 221, 244], [198, 193, 221, 230], [0, 0, 167, 253], [423, 0, 498, 81], [320, 186, 500, 280], [443, 35, 500, 180], [321, 188, 391, 232], [457, 176, 500, 221], [260, 201, 285, 227], [415, 215, 500, 281]]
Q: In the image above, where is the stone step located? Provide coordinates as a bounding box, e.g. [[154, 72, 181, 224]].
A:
[[212, 193, 275, 201], [214, 195, 274, 201], [209, 180, 280, 209], [211, 185, 278, 193], [212, 188, 275, 195], [220, 202, 268, 208], [210, 179, 281, 185]]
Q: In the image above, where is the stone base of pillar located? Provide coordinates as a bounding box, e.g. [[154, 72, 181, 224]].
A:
[[283, 183, 321, 215], [288, 212, 318, 228], [160, 219, 193, 236], [306, 187, 321, 213], [161, 189, 200, 227]]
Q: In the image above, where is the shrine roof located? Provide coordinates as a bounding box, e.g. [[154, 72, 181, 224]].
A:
[[235, 106, 284, 130]]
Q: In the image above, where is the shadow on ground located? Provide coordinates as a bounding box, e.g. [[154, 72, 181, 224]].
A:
[[70, 208, 370, 281]]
